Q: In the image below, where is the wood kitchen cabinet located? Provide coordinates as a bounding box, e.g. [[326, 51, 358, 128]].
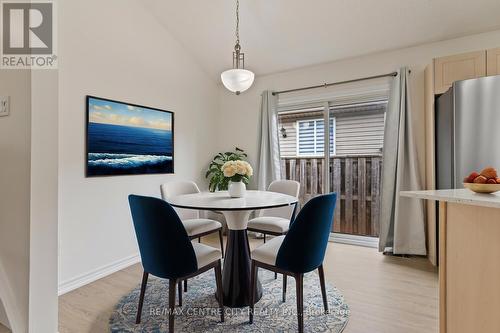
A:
[[434, 51, 487, 94], [487, 47, 500, 76], [403, 190, 500, 333]]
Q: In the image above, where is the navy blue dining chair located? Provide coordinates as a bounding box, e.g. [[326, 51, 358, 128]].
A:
[[249, 193, 337, 333], [128, 195, 224, 332]]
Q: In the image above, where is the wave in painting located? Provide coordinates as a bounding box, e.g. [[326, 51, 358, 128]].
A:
[[87, 153, 173, 176], [88, 153, 172, 168]]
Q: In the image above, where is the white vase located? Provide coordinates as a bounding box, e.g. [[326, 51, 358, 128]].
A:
[[228, 181, 246, 198]]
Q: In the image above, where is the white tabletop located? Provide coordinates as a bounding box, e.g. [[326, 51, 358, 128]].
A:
[[166, 190, 298, 211], [400, 189, 500, 209]]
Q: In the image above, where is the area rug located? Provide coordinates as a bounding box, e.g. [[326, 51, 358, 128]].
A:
[[109, 268, 350, 332]]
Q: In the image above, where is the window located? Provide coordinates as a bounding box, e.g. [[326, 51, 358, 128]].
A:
[[296, 118, 335, 156]]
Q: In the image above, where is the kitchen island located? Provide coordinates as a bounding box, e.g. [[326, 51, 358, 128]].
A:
[[401, 189, 500, 333]]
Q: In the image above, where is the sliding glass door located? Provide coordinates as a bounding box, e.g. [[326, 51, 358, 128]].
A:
[[327, 102, 386, 238], [278, 99, 387, 239]]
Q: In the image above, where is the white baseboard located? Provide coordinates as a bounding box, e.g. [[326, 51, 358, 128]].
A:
[[329, 233, 379, 248], [58, 254, 141, 296]]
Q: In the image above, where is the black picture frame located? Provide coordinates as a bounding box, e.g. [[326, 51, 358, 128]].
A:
[[85, 95, 175, 177]]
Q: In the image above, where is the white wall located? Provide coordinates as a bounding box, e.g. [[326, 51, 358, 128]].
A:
[[29, 70, 59, 333], [217, 29, 500, 189], [58, 0, 219, 291], [0, 70, 31, 332]]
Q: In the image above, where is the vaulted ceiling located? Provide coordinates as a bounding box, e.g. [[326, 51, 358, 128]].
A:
[[143, 0, 500, 79]]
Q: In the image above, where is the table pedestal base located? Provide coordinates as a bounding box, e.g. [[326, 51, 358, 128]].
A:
[[221, 229, 262, 307]]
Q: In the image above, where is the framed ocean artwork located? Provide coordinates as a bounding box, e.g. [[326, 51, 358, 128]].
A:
[[86, 96, 174, 177]]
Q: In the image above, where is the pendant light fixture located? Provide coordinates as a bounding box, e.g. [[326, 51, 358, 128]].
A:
[[221, 0, 254, 95]]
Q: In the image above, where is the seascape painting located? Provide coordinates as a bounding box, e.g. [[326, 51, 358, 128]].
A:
[[86, 96, 174, 176]]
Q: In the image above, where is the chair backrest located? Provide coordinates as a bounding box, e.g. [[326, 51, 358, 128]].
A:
[[276, 193, 337, 274], [128, 195, 198, 279], [160, 181, 201, 220], [260, 180, 300, 219]]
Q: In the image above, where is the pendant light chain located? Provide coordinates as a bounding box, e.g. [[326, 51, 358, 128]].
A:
[[235, 0, 240, 46]]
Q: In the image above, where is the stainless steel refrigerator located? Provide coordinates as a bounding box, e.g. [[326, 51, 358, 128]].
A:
[[436, 75, 500, 189]]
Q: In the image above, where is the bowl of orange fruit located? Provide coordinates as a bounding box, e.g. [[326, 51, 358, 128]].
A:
[[463, 167, 500, 193]]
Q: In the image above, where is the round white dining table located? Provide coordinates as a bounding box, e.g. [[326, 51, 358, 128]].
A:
[[166, 190, 298, 308]]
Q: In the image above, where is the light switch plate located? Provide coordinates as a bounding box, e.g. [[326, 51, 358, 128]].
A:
[[0, 96, 9, 117]]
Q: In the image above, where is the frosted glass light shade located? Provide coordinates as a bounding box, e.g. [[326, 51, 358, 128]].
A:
[[221, 69, 255, 94]]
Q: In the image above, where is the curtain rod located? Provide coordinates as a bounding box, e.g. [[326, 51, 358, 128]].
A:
[[272, 71, 402, 96]]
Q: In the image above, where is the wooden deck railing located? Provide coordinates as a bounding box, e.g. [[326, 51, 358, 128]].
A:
[[280, 155, 382, 237]]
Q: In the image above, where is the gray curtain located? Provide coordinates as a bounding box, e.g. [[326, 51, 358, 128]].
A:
[[257, 91, 281, 190], [378, 68, 427, 255]]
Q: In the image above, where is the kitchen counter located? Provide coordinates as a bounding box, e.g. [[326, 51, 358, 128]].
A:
[[401, 189, 500, 333], [401, 188, 500, 209]]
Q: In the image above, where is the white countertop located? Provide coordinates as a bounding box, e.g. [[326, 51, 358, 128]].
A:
[[400, 189, 500, 209]]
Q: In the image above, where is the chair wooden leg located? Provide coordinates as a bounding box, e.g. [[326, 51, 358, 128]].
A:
[[168, 279, 176, 333], [218, 229, 225, 259], [214, 260, 225, 322], [295, 274, 304, 333], [318, 265, 329, 313], [136, 271, 149, 324], [274, 272, 278, 279], [198, 237, 201, 243], [184, 279, 187, 292], [249, 260, 258, 324], [282, 273, 287, 303], [263, 234, 266, 243], [178, 281, 182, 307]]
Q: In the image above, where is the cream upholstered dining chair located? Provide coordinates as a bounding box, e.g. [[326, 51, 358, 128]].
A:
[[247, 179, 300, 279], [160, 181, 224, 254], [247, 180, 300, 242], [161, 181, 224, 292]]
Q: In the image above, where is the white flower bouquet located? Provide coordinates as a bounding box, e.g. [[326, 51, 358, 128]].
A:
[[205, 147, 248, 192], [221, 160, 253, 183], [221, 160, 253, 197]]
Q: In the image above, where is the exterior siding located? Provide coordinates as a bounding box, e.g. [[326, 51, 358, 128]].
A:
[[335, 113, 385, 155], [279, 111, 385, 157], [279, 121, 299, 157]]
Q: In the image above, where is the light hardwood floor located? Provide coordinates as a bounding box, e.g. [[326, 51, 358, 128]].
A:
[[59, 235, 438, 333]]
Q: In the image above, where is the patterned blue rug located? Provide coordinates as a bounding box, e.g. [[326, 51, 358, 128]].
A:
[[110, 268, 349, 332]]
